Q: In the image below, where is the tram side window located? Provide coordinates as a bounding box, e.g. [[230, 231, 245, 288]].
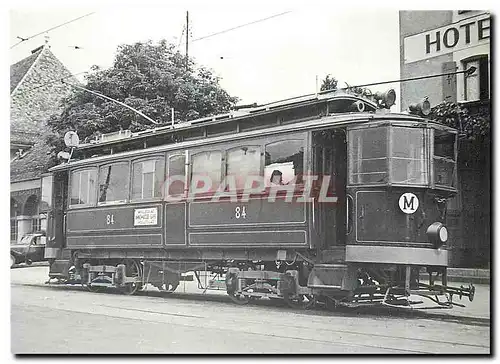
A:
[[434, 130, 457, 187], [98, 162, 130, 203], [390, 127, 428, 185], [131, 158, 165, 200], [191, 151, 222, 192], [226, 146, 261, 190], [167, 154, 186, 197], [349, 127, 388, 184], [40, 175, 53, 211], [70, 169, 97, 206], [264, 139, 304, 186]]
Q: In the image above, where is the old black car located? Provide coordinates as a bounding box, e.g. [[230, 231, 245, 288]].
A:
[[10, 232, 46, 268]]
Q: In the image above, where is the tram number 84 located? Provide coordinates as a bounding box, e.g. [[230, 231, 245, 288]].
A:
[[106, 214, 115, 225], [235, 206, 247, 219]]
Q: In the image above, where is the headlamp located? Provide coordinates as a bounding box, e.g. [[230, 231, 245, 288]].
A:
[[427, 222, 448, 248]]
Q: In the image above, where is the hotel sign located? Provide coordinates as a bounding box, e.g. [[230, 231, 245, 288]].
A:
[[404, 13, 490, 64]]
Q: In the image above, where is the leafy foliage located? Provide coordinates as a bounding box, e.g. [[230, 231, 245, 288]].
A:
[[47, 40, 238, 151], [320, 75, 338, 92], [428, 101, 490, 142]]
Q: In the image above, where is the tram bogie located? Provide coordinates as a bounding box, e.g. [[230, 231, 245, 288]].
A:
[[42, 89, 475, 310]]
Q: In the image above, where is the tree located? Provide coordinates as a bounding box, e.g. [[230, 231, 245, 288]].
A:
[[320, 75, 338, 92], [428, 101, 490, 142], [47, 39, 238, 158]]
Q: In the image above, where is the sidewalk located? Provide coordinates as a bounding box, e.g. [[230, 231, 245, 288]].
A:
[[420, 268, 490, 284]]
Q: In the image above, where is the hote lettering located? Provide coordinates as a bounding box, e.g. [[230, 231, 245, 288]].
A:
[[423, 16, 489, 55]]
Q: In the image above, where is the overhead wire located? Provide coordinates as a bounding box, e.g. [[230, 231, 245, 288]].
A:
[[10, 12, 96, 49], [191, 10, 292, 42]]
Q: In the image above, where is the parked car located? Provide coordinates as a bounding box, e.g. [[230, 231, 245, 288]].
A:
[[11, 232, 46, 268]]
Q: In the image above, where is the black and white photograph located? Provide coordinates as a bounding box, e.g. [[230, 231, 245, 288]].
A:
[[8, 2, 491, 355]]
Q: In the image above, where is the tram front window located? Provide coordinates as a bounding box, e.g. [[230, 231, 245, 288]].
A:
[[390, 127, 428, 185], [433, 129, 457, 188], [348, 126, 388, 185]]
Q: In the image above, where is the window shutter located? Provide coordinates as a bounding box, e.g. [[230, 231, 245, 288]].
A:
[[442, 61, 457, 103]]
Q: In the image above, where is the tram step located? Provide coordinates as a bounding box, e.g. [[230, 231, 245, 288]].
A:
[[49, 259, 71, 278], [308, 284, 342, 290]]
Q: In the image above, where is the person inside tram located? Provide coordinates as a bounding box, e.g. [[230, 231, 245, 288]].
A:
[[270, 170, 284, 185]]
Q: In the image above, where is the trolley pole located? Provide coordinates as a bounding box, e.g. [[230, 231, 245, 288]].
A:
[[185, 11, 189, 71]]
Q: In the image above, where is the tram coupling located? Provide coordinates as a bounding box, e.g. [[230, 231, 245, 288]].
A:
[[420, 282, 475, 302]]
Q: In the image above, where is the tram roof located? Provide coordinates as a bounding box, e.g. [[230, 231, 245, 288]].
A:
[[49, 107, 455, 173], [75, 91, 378, 150]]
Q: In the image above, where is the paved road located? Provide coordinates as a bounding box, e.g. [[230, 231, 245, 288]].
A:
[[11, 266, 491, 354]]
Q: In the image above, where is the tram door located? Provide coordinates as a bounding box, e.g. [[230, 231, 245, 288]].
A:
[[312, 130, 347, 252], [45, 171, 68, 261]]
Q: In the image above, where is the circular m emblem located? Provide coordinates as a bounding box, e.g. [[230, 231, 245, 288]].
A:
[[399, 193, 419, 214]]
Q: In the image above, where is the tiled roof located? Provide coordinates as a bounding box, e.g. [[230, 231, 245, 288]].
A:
[[10, 136, 53, 182], [10, 48, 43, 94]]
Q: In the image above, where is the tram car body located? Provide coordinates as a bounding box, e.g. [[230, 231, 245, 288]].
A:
[[42, 89, 474, 308]]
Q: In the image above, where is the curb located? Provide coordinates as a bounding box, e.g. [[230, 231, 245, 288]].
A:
[[420, 268, 490, 285]]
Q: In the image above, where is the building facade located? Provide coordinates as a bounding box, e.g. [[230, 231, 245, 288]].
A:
[[10, 44, 77, 243], [399, 10, 491, 268]]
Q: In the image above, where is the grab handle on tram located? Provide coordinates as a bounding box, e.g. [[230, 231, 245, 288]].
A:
[[346, 194, 354, 235]]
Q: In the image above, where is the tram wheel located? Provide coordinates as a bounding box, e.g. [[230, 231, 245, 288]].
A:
[[228, 292, 250, 305], [283, 294, 316, 310], [120, 259, 143, 295]]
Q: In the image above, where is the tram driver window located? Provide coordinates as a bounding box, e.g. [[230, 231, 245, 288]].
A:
[[264, 140, 304, 186], [349, 127, 388, 184], [433, 130, 457, 187], [98, 162, 130, 204], [70, 169, 97, 206], [390, 127, 428, 185], [131, 158, 165, 200], [191, 151, 222, 192]]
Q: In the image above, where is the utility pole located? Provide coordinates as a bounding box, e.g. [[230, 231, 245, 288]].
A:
[[185, 11, 189, 71]]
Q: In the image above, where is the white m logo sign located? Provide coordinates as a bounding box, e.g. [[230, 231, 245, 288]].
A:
[[399, 193, 419, 214]]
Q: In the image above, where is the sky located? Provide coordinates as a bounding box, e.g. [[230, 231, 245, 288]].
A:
[[9, 3, 402, 109]]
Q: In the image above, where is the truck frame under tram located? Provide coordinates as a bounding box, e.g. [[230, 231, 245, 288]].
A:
[[41, 88, 474, 309]]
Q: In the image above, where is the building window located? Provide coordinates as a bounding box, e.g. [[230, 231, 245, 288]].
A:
[[226, 146, 261, 190], [70, 169, 97, 206], [191, 151, 222, 192], [98, 162, 130, 204], [131, 157, 165, 200], [32, 217, 42, 232], [463, 56, 489, 101], [264, 139, 304, 186], [11, 219, 18, 242]]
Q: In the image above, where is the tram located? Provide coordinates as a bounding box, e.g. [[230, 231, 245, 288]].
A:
[[41, 85, 475, 309]]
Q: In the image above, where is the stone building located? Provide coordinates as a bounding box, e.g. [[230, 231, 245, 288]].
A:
[[399, 10, 490, 268], [10, 44, 78, 243]]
